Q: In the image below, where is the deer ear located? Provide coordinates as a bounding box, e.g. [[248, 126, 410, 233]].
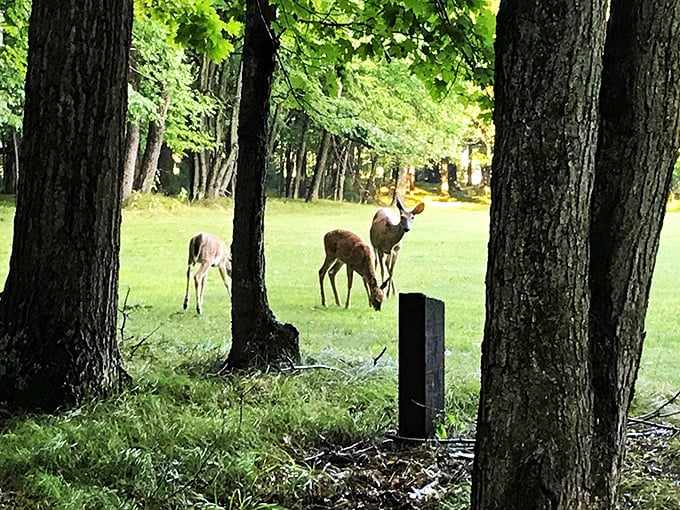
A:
[[395, 195, 405, 211], [412, 202, 425, 214]]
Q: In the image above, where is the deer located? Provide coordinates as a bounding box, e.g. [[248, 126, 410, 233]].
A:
[[318, 229, 389, 311], [183, 232, 232, 314], [369, 195, 425, 298]]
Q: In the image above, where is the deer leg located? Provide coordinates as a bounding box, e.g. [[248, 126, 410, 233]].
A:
[[386, 245, 401, 297], [363, 279, 372, 307], [344, 265, 354, 308], [318, 256, 336, 307], [376, 250, 386, 283], [329, 260, 344, 306], [218, 263, 232, 297], [194, 262, 211, 314], [183, 264, 193, 310]]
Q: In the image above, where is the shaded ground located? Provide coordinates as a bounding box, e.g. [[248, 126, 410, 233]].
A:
[[290, 426, 680, 509]]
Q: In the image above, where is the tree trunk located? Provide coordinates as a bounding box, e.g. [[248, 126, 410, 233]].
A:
[[122, 122, 140, 201], [292, 113, 309, 199], [213, 60, 243, 197], [305, 129, 331, 202], [472, 0, 607, 507], [225, 0, 300, 371], [0, 0, 132, 411], [1, 129, 19, 194], [588, 1, 680, 506], [136, 93, 171, 193], [192, 54, 241, 200]]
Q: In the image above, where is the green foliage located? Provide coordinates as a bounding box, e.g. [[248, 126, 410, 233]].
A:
[[135, 0, 241, 62], [0, 0, 30, 133], [130, 16, 217, 154]]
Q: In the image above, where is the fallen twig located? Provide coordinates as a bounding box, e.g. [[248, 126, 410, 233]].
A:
[[373, 346, 387, 366], [127, 326, 159, 359], [636, 388, 680, 421]]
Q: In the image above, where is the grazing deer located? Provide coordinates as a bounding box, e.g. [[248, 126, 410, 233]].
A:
[[369, 195, 425, 298], [183, 232, 232, 314], [319, 229, 389, 311]]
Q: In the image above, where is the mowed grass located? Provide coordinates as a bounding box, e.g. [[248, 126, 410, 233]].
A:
[[117, 194, 487, 383], [116, 194, 680, 392], [0, 193, 678, 509]]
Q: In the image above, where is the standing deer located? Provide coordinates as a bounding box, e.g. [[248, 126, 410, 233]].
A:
[[318, 229, 389, 311], [183, 232, 232, 314], [369, 195, 425, 298]]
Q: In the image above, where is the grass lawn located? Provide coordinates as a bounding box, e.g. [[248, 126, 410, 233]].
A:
[[0, 193, 678, 509]]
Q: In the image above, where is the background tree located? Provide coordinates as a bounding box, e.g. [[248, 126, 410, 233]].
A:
[[0, 0, 133, 410], [0, 0, 29, 194], [225, 0, 300, 370], [589, 0, 680, 505], [473, 0, 680, 507]]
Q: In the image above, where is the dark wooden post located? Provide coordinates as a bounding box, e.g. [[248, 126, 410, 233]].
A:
[[398, 293, 445, 438]]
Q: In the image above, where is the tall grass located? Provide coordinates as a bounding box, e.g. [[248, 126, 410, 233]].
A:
[[0, 194, 678, 508]]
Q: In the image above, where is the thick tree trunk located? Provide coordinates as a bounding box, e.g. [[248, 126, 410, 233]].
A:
[[588, 1, 680, 506], [0, 0, 132, 411], [122, 122, 140, 201], [136, 93, 170, 193], [305, 129, 331, 202], [472, 1, 607, 508], [225, 0, 300, 371]]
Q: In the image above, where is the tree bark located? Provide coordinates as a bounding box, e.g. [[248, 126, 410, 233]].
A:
[[122, 122, 140, 201], [472, 0, 607, 507], [588, 1, 680, 506], [136, 93, 170, 193], [0, 0, 132, 411], [225, 0, 300, 371], [305, 129, 331, 202]]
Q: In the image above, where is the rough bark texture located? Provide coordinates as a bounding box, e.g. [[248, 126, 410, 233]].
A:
[[589, 1, 680, 506], [225, 0, 300, 371], [0, 0, 132, 411], [472, 1, 607, 508]]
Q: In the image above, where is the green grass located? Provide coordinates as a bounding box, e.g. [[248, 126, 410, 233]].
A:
[[0, 194, 679, 508]]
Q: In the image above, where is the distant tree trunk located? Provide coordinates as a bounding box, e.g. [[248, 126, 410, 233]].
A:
[[213, 60, 243, 197], [395, 164, 409, 198], [2, 129, 19, 194], [192, 54, 241, 200], [0, 0, 132, 411], [156, 143, 175, 194], [333, 138, 352, 201], [225, 0, 300, 371], [466, 143, 474, 185], [284, 147, 294, 197], [136, 93, 170, 193], [472, 0, 606, 507], [588, 0, 680, 506], [292, 114, 309, 199], [306, 129, 331, 202], [122, 122, 140, 201], [439, 160, 449, 196]]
